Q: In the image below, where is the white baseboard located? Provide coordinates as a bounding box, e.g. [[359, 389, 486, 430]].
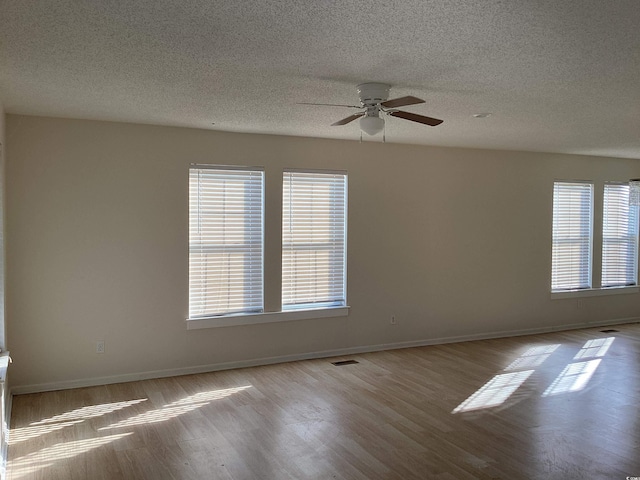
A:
[[10, 317, 640, 396]]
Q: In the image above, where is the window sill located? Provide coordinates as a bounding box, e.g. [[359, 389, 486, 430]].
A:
[[551, 286, 639, 299], [186, 306, 350, 330]]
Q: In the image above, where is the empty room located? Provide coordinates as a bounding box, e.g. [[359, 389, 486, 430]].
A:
[[1, 1, 639, 479]]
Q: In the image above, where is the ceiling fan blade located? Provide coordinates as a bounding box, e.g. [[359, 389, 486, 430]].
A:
[[388, 110, 443, 126], [331, 113, 365, 126], [297, 102, 361, 108], [380, 96, 425, 109]]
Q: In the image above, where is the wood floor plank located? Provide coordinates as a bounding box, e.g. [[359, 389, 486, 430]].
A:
[[8, 322, 640, 479]]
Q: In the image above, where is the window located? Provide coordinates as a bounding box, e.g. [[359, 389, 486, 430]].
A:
[[189, 166, 264, 318], [602, 183, 638, 287], [187, 165, 349, 328], [282, 171, 347, 310], [551, 182, 593, 291]]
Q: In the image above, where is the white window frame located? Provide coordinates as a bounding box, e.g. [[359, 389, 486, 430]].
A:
[[186, 166, 349, 329], [282, 169, 348, 311], [551, 181, 594, 292], [551, 180, 640, 299], [602, 182, 638, 288], [188, 165, 264, 319]]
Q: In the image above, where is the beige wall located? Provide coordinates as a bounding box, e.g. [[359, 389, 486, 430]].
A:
[[0, 105, 7, 467], [5, 114, 640, 392], [0, 103, 5, 350]]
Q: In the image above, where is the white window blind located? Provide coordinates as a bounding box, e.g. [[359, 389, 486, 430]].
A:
[[282, 171, 347, 310], [189, 166, 264, 318], [602, 183, 638, 287], [552, 182, 593, 291]]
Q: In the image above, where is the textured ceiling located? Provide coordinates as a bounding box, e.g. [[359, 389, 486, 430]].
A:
[[1, 0, 639, 158]]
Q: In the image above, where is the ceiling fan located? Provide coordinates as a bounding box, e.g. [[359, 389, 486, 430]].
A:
[[301, 83, 443, 136]]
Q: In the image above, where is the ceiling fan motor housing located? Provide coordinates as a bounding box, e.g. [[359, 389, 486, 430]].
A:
[[357, 83, 390, 106]]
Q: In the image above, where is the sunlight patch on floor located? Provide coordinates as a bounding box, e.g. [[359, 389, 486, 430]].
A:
[[542, 359, 602, 396], [7, 433, 132, 479], [452, 335, 615, 413], [573, 337, 614, 360], [542, 337, 613, 396], [9, 421, 84, 445], [452, 342, 562, 413], [452, 370, 534, 413], [30, 399, 148, 426], [504, 344, 560, 371], [99, 385, 251, 430], [9, 398, 147, 447]]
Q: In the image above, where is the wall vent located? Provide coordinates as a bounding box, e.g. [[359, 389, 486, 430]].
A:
[[331, 360, 359, 366]]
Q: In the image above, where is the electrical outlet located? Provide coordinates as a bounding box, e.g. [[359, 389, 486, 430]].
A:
[[390, 315, 397, 325], [96, 341, 105, 354]]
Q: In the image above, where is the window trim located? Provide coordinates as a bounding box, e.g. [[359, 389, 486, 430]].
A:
[[186, 165, 350, 329], [282, 169, 348, 311], [186, 305, 350, 330], [551, 180, 594, 292], [188, 164, 265, 319], [551, 285, 639, 299], [550, 179, 640, 299], [601, 182, 638, 288]]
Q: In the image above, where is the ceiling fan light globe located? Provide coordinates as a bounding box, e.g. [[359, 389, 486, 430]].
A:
[[359, 116, 384, 136]]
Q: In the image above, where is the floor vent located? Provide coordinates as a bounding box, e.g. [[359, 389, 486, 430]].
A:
[[332, 360, 359, 366], [600, 329, 619, 333]]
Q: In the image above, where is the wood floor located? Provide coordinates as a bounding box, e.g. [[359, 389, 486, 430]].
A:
[[7, 323, 640, 479]]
